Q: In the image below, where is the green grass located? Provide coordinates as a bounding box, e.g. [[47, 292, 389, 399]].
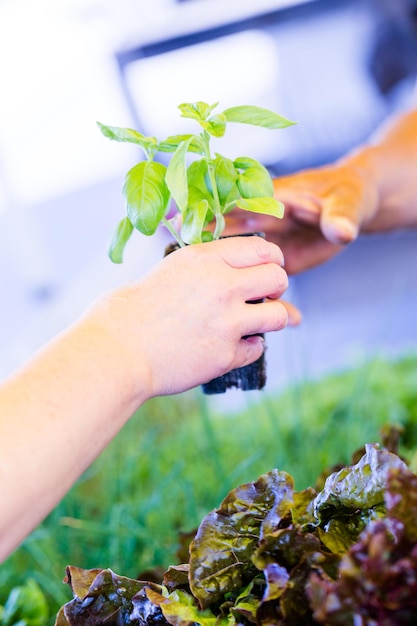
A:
[[2, 353, 417, 623]]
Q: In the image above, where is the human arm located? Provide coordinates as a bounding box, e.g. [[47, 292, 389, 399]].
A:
[[226, 105, 417, 274], [0, 236, 299, 561]]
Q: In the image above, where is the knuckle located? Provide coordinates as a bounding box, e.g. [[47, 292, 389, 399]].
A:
[[269, 302, 289, 331], [252, 236, 273, 261], [269, 264, 288, 293], [277, 303, 289, 329], [253, 236, 284, 268]]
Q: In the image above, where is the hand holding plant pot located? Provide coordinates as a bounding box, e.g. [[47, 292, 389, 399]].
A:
[[114, 237, 298, 397], [98, 101, 296, 392]]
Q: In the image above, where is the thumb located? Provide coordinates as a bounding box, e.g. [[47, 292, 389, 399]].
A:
[[320, 196, 359, 245], [234, 335, 265, 369]]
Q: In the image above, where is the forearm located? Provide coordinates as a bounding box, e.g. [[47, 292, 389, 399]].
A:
[[340, 107, 417, 232], [0, 237, 293, 561], [0, 314, 146, 561]]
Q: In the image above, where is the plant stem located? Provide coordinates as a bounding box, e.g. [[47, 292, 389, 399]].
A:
[[202, 131, 223, 239], [161, 217, 185, 247]]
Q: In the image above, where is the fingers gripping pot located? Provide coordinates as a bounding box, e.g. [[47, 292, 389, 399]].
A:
[[99, 102, 293, 392], [164, 233, 267, 394]]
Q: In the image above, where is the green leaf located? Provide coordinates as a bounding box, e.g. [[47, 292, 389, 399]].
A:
[[188, 470, 295, 608], [212, 155, 238, 207], [201, 230, 214, 242], [108, 216, 134, 264], [204, 113, 227, 137], [186, 161, 214, 217], [236, 164, 274, 199], [235, 197, 285, 218], [188, 185, 214, 222], [178, 101, 218, 122], [223, 105, 296, 130], [123, 161, 170, 236], [97, 122, 158, 153], [187, 159, 211, 194], [155, 588, 220, 626], [232, 596, 260, 623], [313, 444, 407, 520], [291, 487, 317, 526], [181, 199, 210, 244], [233, 156, 261, 171], [1, 579, 48, 626], [312, 444, 407, 554], [223, 184, 241, 212], [166, 137, 193, 214], [158, 134, 204, 154]]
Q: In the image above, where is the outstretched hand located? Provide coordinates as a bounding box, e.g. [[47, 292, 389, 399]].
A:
[[226, 159, 378, 274], [226, 107, 417, 274]]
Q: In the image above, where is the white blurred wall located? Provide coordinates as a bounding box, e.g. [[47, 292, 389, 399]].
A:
[[0, 0, 416, 402]]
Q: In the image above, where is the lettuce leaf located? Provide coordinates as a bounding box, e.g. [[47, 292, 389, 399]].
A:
[[54, 436, 417, 626]]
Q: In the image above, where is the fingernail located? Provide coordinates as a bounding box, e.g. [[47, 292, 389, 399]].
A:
[[327, 217, 358, 244], [288, 309, 302, 326]]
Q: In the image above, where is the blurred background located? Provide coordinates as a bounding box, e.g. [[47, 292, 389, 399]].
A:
[[3, 0, 417, 611], [1, 0, 417, 402]]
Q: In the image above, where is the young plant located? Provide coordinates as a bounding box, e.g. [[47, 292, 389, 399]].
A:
[[97, 101, 295, 262]]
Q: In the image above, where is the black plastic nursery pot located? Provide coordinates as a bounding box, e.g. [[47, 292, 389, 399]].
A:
[[202, 350, 266, 394], [164, 232, 267, 395]]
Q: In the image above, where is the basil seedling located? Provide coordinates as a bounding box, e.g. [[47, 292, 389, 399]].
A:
[[98, 101, 296, 262]]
